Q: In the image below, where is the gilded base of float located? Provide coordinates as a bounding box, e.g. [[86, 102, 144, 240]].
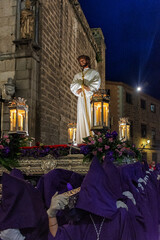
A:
[[0, 154, 89, 197]]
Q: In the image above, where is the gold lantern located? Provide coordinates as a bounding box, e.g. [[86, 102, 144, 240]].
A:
[[119, 118, 130, 141], [8, 97, 28, 135], [91, 89, 110, 130], [67, 123, 76, 144]]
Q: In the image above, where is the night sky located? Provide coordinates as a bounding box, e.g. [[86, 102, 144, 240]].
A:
[[79, 0, 160, 99]]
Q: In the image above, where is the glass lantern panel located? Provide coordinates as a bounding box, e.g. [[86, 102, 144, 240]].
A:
[[17, 109, 26, 131], [127, 125, 130, 140], [103, 102, 109, 127], [25, 110, 28, 134], [68, 127, 73, 143], [94, 102, 102, 126], [10, 109, 17, 131], [119, 124, 126, 140], [73, 127, 76, 144], [91, 102, 94, 128]]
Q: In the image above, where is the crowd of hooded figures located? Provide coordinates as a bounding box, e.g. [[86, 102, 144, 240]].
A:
[[0, 155, 160, 240]]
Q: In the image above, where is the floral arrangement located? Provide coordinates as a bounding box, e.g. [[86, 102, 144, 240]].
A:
[[80, 130, 142, 164], [20, 144, 70, 159], [0, 134, 32, 171]]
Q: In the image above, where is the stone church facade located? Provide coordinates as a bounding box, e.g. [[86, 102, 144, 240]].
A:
[[0, 0, 106, 144]]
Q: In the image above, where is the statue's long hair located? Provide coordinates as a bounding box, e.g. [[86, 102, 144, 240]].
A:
[[77, 55, 91, 68]]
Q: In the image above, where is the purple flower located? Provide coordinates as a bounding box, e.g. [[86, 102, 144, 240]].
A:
[[98, 138, 103, 143], [98, 147, 103, 152], [80, 145, 91, 155], [120, 147, 126, 152], [117, 144, 122, 149], [107, 151, 114, 157], [2, 146, 10, 157], [105, 151, 115, 162], [5, 139, 10, 144], [105, 145, 110, 150], [88, 137, 93, 141], [105, 132, 111, 138], [111, 131, 118, 139], [109, 138, 113, 142], [3, 135, 9, 139], [119, 152, 123, 157], [127, 150, 136, 157]]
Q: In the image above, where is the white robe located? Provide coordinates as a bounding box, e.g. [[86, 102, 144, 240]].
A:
[[70, 68, 101, 144], [0, 229, 25, 240]]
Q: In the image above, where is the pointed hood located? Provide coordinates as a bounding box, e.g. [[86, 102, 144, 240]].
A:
[[37, 169, 84, 209], [102, 156, 123, 199], [76, 157, 117, 219], [0, 173, 48, 240], [10, 168, 24, 179]]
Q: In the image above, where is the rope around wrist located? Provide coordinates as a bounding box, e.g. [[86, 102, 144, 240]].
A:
[[49, 222, 58, 227]]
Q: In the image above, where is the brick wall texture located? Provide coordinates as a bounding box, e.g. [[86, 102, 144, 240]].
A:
[[39, 0, 105, 144]]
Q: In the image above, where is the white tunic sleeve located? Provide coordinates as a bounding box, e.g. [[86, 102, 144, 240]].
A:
[[85, 71, 101, 97], [70, 74, 83, 97]]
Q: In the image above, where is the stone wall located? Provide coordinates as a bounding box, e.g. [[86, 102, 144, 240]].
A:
[[0, 0, 40, 138], [0, 0, 16, 83], [15, 55, 40, 139], [91, 28, 106, 89], [39, 0, 105, 144], [0, 0, 106, 144], [0, 0, 17, 135]]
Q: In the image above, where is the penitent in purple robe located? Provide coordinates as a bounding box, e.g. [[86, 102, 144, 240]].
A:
[[48, 210, 134, 240], [37, 168, 84, 226], [120, 163, 159, 240], [102, 158, 146, 240], [0, 173, 49, 240], [37, 169, 84, 209], [49, 157, 140, 240]]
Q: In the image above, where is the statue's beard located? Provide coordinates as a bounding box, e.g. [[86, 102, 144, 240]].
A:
[[80, 62, 88, 68]]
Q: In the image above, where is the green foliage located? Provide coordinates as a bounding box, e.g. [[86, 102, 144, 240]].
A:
[[0, 134, 30, 171]]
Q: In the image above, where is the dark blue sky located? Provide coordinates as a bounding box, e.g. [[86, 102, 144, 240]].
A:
[[79, 0, 160, 99]]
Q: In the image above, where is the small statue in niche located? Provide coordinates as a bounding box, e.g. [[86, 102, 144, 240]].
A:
[[20, 0, 35, 39], [2, 78, 15, 101]]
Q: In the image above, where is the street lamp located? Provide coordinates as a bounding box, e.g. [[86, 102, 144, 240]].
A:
[[137, 86, 142, 92]]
